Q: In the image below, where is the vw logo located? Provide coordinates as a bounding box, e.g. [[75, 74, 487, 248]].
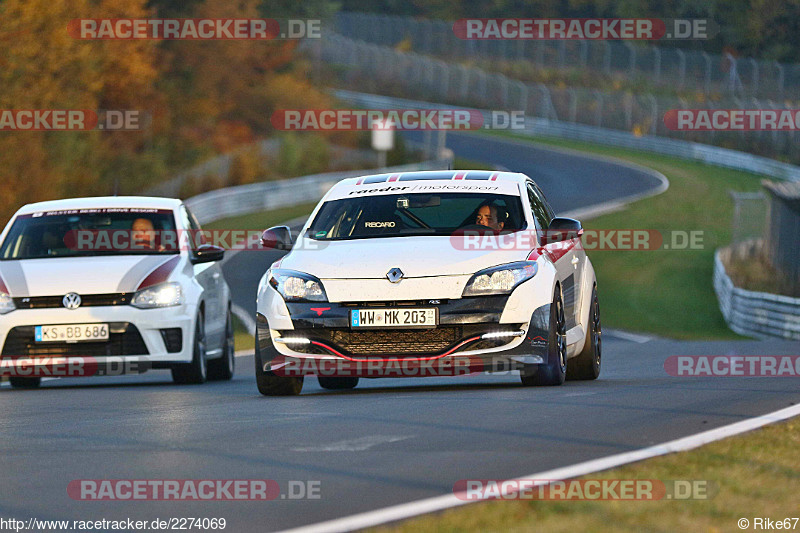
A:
[[62, 292, 82, 310], [386, 267, 404, 283]]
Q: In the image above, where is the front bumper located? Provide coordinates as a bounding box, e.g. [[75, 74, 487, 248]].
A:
[[256, 298, 553, 377], [0, 304, 196, 374]]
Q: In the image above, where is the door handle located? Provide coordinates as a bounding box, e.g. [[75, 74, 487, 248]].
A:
[[571, 256, 579, 268]]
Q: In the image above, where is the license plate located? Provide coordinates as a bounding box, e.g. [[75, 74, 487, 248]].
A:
[[35, 323, 109, 343], [350, 308, 437, 328]]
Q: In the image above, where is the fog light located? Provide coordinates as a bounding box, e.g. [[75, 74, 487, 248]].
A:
[[481, 329, 525, 340]]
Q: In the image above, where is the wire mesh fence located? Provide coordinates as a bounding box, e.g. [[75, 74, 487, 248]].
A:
[[334, 12, 800, 101]]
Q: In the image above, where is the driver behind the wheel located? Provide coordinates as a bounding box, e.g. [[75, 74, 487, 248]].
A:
[[474, 202, 507, 232]]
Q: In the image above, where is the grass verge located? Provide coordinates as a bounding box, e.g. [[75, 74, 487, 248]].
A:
[[371, 417, 800, 533]]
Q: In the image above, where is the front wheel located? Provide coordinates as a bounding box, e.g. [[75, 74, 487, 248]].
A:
[[521, 286, 567, 387], [567, 285, 601, 381], [254, 328, 303, 396], [172, 312, 208, 384]]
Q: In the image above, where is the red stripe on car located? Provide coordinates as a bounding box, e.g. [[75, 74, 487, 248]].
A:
[[136, 256, 181, 291], [0, 275, 8, 295], [387, 174, 400, 182], [453, 172, 466, 180]]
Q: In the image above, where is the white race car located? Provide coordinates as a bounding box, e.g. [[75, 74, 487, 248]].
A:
[[255, 170, 601, 395], [0, 196, 234, 388]]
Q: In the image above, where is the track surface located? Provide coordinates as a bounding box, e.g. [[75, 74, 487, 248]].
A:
[[2, 134, 797, 532]]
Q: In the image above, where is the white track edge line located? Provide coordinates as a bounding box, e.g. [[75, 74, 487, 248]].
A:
[[277, 402, 800, 533]]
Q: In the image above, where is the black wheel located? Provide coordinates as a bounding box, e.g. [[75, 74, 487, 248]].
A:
[[9, 377, 41, 389], [208, 307, 235, 381], [521, 286, 567, 387], [318, 377, 359, 390], [567, 285, 601, 381], [172, 312, 208, 384], [254, 327, 303, 396]]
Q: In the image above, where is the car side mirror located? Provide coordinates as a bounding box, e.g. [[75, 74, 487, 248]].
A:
[[543, 217, 583, 245], [260, 226, 292, 250], [192, 244, 225, 264]]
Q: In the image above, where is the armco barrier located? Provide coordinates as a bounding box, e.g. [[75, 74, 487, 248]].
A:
[[184, 158, 452, 225], [714, 245, 800, 340]]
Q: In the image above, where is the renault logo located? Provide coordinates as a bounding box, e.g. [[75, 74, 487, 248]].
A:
[[386, 267, 404, 283], [63, 292, 82, 310]]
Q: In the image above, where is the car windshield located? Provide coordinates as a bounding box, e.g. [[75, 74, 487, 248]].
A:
[[0, 208, 178, 260], [307, 193, 526, 240]]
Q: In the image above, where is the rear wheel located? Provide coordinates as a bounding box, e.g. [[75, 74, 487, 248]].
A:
[[172, 312, 207, 384], [208, 307, 235, 381], [521, 287, 567, 387], [9, 377, 41, 389], [567, 285, 601, 381], [318, 377, 359, 390], [254, 328, 303, 396]]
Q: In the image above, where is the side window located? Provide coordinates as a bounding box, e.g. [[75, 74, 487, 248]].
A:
[[179, 205, 207, 252], [527, 183, 550, 234], [533, 183, 556, 222]]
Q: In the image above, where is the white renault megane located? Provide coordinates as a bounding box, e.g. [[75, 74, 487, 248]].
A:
[[0, 197, 234, 388], [255, 170, 601, 395]]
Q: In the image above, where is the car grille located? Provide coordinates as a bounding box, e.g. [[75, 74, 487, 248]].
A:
[[289, 325, 520, 357], [1, 322, 148, 358], [13, 293, 132, 309]]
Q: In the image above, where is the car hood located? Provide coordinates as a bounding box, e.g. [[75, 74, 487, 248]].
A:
[[0, 255, 180, 297], [280, 236, 526, 279]]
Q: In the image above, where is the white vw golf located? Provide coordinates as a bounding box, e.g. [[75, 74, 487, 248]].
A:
[[0, 197, 234, 388], [255, 170, 601, 395]]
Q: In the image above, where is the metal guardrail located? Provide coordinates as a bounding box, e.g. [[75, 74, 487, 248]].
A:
[[714, 245, 800, 340], [333, 89, 800, 183], [184, 158, 453, 225]]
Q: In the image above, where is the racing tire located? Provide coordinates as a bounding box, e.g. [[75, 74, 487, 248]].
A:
[[254, 327, 303, 396], [208, 307, 235, 381], [318, 377, 359, 390], [171, 312, 208, 384], [521, 286, 567, 387], [567, 285, 601, 381], [9, 377, 42, 389]]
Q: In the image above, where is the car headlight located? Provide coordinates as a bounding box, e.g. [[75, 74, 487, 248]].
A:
[[131, 282, 184, 309], [462, 261, 538, 297], [0, 292, 15, 314], [268, 269, 327, 302]]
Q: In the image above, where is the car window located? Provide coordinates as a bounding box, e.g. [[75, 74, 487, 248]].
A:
[[527, 183, 551, 234], [308, 193, 526, 240], [0, 209, 178, 260]]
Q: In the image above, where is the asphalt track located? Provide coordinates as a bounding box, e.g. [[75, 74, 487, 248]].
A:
[[1, 134, 798, 532]]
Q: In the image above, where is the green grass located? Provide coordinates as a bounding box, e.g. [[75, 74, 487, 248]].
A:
[[371, 417, 800, 533], [484, 131, 765, 339]]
